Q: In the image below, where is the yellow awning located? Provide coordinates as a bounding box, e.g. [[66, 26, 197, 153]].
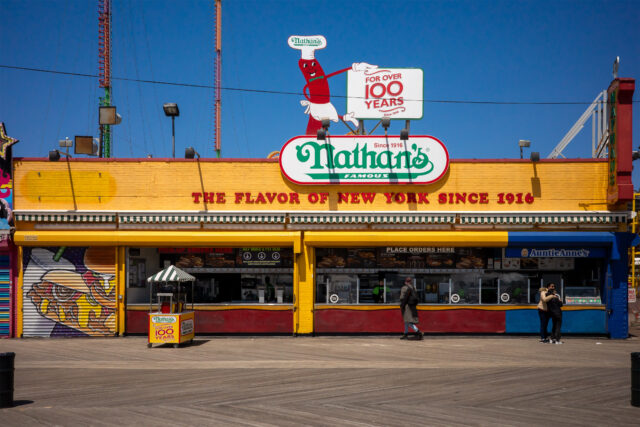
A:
[[303, 231, 508, 247], [14, 230, 302, 253]]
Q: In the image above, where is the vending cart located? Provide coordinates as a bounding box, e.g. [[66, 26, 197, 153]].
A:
[[146, 265, 196, 348]]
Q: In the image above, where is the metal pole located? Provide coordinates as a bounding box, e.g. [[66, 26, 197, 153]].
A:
[[172, 116, 175, 158], [99, 125, 104, 158]]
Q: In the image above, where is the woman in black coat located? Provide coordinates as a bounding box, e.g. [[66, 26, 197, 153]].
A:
[[546, 283, 563, 344]]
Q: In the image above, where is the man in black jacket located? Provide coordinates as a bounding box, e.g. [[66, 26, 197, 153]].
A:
[[546, 283, 563, 344]]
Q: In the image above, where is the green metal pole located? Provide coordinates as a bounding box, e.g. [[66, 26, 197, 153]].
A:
[[100, 87, 111, 158]]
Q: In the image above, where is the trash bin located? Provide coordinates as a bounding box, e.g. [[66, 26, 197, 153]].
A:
[[0, 352, 15, 408], [632, 352, 640, 407]]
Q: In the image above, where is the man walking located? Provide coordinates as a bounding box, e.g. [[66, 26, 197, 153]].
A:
[[400, 277, 423, 340]]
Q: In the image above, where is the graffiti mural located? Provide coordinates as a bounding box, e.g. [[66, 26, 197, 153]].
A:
[[22, 247, 116, 337], [0, 154, 12, 338], [0, 170, 12, 229]]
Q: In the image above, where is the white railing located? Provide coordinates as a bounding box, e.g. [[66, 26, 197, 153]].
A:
[[547, 90, 609, 159]]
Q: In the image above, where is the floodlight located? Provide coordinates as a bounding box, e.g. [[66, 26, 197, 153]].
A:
[[75, 136, 98, 155], [519, 140, 531, 159], [163, 103, 180, 158], [163, 103, 180, 117], [99, 106, 118, 125]]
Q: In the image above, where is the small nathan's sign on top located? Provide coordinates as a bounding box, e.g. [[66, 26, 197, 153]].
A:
[[288, 35, 326, 48], [288, 35, 327, 60]]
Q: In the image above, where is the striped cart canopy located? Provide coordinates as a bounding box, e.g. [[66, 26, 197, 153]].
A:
[[147, 265, 195, 283]]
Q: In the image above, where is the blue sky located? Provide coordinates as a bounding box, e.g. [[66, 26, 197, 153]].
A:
[[1, 0, 639, 183]]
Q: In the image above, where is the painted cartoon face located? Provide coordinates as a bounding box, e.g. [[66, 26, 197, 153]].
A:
[[298, 59, 326, 82]]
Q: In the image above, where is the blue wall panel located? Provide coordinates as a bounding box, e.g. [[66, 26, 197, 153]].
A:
[[0, 254, 10, 337], [505, 309, 607, 334]]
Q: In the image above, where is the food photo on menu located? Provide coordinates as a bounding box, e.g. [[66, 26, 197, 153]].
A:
[[426, 254, 454, 268], [346, 249, 377, 268], [317, 249, 347, 269], [175, 254, 204, 268]]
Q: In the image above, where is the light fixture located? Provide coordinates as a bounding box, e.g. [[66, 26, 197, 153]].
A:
[[381, 117, 391, 131], [321, 119, 330, 130], [185, 147, 201, 159], [74, 136, 98, 156], [317, 128, 326, 141], [163, 103, 180, 158], [530, 152, 540, 162], [99, 106, 120, 125], [518, 139, 531, 159], [49, 150, 72, 161], [163, 103, 180, 117], [400, 128, 409, 141], [59, 137, 72, 148]]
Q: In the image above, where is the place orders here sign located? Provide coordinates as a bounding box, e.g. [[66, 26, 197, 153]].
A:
[[347, 68, 423, 120]]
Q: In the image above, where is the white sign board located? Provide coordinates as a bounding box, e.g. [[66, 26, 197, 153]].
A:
[[280, 135, 449, 185], [347, 68, 423, 119]]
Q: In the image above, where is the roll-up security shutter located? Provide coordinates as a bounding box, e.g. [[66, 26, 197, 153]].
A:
[[22, 247, 116, 337], [0, 253, 9, 337]]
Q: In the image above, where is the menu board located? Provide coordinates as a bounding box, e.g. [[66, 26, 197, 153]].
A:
[[206, 248, 236, 268], [502, 258, 521, 270], [317, 247, 494, 270], [174, 254, 205, 268], [317, 248, 347, 268], [455, 248, 486, 269], [347, 249, 377, 268], [378, 248, 407, 268], [240, 247, 284, 267], [520, 258, 539, 270], [425, 253, 454, 268]]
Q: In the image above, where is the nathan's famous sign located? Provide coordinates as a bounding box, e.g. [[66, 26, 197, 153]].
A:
[[285, 35, 441, 185], [280, 135, 449, 185]]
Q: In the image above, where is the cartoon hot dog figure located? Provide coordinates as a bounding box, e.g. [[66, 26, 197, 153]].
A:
[[288, 35, 377, 135]]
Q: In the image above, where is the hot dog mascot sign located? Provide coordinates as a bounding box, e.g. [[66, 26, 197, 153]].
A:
[[284, 35, 444, 185], [288, 35, 377, 134]]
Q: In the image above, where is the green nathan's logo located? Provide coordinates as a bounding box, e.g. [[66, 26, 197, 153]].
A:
[[289, 36, 324, 47], [280, 136, 449, 185], [152, 316, 176, 323]]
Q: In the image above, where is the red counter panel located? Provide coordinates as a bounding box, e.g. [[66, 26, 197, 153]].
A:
[[127, 308, 294, 334], [314, 307, 506, 333]]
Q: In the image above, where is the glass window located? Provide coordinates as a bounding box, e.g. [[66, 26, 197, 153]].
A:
[[320, 274, 358, 304], [418, 275, 450, 303], [358, 273, 383, 304], [312, 247, 605, 306], [126, 248, 293, 304], [451, 274, 479, 304], [498, 273, 530, 304], [480, 273, 499, 304], [562, 259, 603, 304]]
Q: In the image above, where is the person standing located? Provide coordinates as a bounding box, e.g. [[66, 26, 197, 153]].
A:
[[400, 277, 423, 340], [546, 283, 563, 344], [372, 280, 384, 303], [537, 286, 555, 343]]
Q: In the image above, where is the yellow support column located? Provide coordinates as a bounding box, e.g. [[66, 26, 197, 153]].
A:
[[16, 246, 23, 338], [294, 241, 315, 335], [116, 246, 126, 336]]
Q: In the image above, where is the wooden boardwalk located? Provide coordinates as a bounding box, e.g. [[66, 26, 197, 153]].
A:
[[1, 332, 639, 426]]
